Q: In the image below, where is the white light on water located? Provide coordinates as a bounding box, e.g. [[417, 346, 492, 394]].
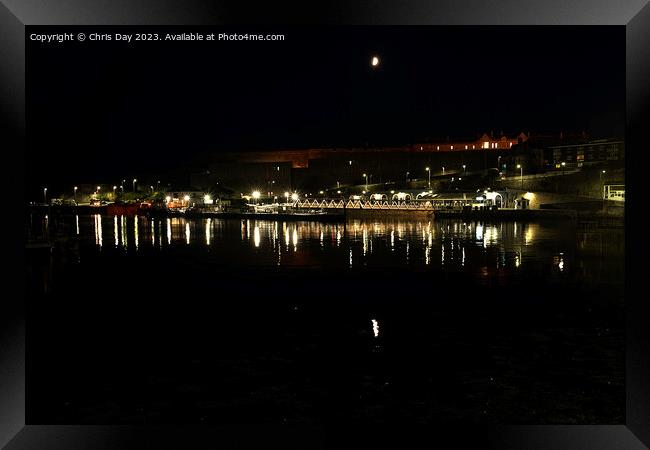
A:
[[254, 226, 260, 248], [121, 216, 127, 249], [363, 228, 368, 256], [371, 319, 379, 337], [94, 214, 103, 248], [134, 216, 139, 250], [476, 223, 484, 242], [114, 216, 119, 247]]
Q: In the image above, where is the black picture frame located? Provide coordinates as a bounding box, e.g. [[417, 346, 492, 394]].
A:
[[2, 1, 649, 448]]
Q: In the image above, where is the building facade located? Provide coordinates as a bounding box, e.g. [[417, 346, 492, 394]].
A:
[[413, 132, 525, 152], [547, 139, 624, 169]]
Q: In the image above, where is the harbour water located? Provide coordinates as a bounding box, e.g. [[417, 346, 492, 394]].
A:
[[26, 214, 624, 424]]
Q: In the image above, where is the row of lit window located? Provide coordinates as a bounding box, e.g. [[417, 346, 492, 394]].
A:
[[424, 142, 514, 151]]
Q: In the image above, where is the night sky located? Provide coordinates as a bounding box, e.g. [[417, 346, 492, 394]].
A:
[[27, 26, 625, 196]]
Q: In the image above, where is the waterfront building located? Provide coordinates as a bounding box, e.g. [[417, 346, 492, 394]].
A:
[[164, 188, 206, 208], [547, 139, 624, 169]]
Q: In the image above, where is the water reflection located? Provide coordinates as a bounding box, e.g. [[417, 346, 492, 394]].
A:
[[121, 216, 128, 250], [27, 214, 625, 426], [40, 215, 623, 285], [253, 226, 260, 248], [205, 218, 211, 246], [134, 216, 139, 250], [94, 214, 102, 248], [114, 216, 119, 248], [371, 319, 379, 338]]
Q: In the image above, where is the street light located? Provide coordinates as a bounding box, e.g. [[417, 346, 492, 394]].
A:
[[497, 156, 501, 170], [132, 178, 137, 192], [43, 187, 47, 204], [425, 167, 431, 188], [73, 186, 78, 203], [406, 171, 410, 183], [442, 166, 445, 175], [600, 170, 607, 202], [462, 164, 467, 173], [113, 185, 117, 197], [517, 164, 523, 190], [284, 191, 290, 203], [363, 173, 368, 190], [561, 161, 566, 176]]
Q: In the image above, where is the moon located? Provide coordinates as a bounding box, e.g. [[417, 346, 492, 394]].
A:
[[371, 55, 380, 67]]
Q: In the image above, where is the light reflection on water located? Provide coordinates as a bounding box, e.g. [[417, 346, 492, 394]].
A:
[[93, 214, 102, 247], [44, 215, 624, 283], [134, 216, 139, 250], [121, 216, 127, 250], [26, 213, 624, 426]]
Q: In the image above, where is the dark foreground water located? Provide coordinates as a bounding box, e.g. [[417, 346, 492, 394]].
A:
[[26, 213, 624, 424]]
